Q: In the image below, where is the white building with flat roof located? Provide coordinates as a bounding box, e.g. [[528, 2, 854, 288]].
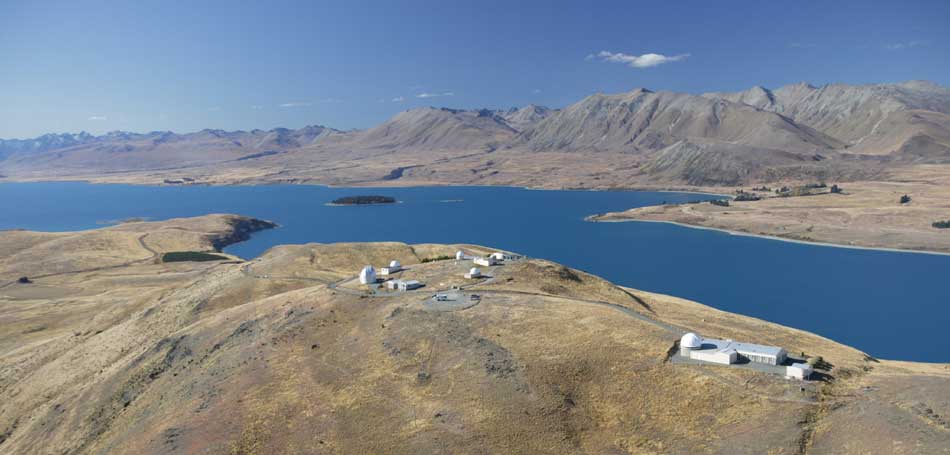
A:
[[398, 280, 423, 291], [473, 256, 498, 267], [691, 348, 737, 365], [679, 332, 788, 366], [786, 363, 813, 380], [734, 342, 787, 365], [379, 260, 402, 276]]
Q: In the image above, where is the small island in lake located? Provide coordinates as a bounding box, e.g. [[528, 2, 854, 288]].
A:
[[330, 195, 396, 205]]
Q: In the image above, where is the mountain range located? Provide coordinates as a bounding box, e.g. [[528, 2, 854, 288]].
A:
[[2, 81, 948, 187]]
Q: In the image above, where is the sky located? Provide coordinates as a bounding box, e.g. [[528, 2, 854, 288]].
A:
[[1, 0, 948, 138]]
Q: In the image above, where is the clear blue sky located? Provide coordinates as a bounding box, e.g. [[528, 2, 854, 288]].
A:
[[1, 0, 948, 138]]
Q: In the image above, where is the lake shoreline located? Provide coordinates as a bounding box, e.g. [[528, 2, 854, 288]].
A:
[[2, 182, 948, 361], [2, 177, 944, 256], [590, 216, 950, 257]]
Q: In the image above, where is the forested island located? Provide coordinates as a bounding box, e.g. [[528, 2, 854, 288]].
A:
[[330, 195, 396, 205]]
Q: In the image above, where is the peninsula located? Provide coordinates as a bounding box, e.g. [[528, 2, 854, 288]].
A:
[[1, 215, 947, 454]]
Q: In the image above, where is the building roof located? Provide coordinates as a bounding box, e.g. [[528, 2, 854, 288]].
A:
[[697, 337, 785, 358], [389, 260, 401, 268], [733, 342, 785, 357]]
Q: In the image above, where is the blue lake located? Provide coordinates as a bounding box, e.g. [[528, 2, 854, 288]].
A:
[[1, 182, 948, 362]]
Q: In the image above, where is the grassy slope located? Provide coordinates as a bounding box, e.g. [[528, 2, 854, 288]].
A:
[[0, 217, 947, 454]]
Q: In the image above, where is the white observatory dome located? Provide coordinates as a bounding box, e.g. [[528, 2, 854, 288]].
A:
[[455, 250, 465, 260], [389, 260, 401, 268], [680, 332, 702, 349], [470, 267, 480, 275], [359, 265, 376, 284]]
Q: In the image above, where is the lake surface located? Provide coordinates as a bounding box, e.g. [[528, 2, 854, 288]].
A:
[[2, 182, 948, 362]]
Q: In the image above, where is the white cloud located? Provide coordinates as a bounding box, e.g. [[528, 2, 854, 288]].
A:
[[87, 115, 107, 121], [884, 40, 927, 50], [279, 101, 313, 108], [589, 50, 689, 68], [417, 91, 454, 98], [392, 96, 405, 102]]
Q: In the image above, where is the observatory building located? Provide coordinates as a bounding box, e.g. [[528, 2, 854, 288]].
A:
[[398, 280, 422, 291], [473, 256, 498, 267], [358, 266, 376, 285], [679, 332, 789, 367], [786, 362, 814, 380], [464, 267, 482, 279], [379, 260, 402, 276]]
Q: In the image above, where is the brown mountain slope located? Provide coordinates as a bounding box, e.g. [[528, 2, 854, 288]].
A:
[[501, 104, 556, 131], [322, 107, 517, 153], [519, 89, 840, 154], [707, 81, 950, 158], [0, 126, 340, 176], [2, 81, 950, 188], [1, 216, 948, 454]]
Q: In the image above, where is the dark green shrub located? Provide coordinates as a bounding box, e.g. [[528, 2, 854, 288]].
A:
[[734, 192, 761, 202], [421, 255, 453, 263], [162, 251, 229, 262]]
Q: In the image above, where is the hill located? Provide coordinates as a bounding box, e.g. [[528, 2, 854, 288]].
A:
[[1, 216, 947, 454], [2, 81, 949, 188], [706, 81, 950, 159]]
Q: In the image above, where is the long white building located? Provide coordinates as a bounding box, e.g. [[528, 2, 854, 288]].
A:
[[680, 332, 788, 366]]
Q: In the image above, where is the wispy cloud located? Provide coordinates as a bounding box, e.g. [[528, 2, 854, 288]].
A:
[[392, 96, 405, 102], [87, 115, 107, 121], [417, 91, 454, 98], [588, 50, 689, 68], [884, 40, 927, 50], [250, 105, 264, 110], [279, 101, 313, 108]]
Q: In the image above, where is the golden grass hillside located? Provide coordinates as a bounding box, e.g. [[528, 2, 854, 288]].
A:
[[0, 216, 947, 454]]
